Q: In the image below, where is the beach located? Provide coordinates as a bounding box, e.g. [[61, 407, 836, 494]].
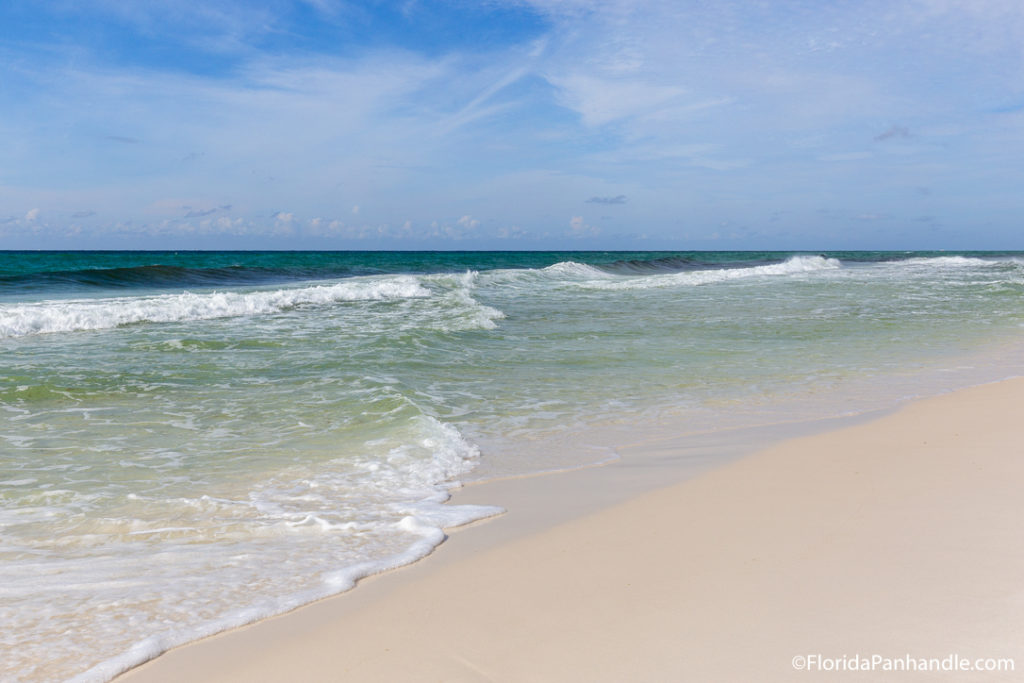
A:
[[120, 377, 1024, 682], [6, 251, 1024, 681]]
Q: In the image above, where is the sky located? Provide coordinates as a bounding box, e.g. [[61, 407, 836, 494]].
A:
[[1, 0, 1023, 250]]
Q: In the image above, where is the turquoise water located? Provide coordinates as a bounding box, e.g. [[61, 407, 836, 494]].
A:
[[3, 251, 1024, 681]]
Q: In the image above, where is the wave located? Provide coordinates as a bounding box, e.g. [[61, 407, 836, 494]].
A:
[[0, 253, 632, 295], [894, 255, 1004, 268], [477, 261, 613, 287], [599, 255, 709, 274], [554, 255, 842, 290], [6, 253, 1022, 297], [433, 271, 506, 331], [477, 256, 842, 292], [0, 277, 429, 339], [595, 254, 791, 275], [542, 261, 615, 279], [0, 264, 306, 293]]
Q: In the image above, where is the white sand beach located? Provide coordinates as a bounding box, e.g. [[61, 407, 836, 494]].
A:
[[120, 378, 1024, 682]]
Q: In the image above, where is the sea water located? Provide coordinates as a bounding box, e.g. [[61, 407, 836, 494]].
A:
[[3, 251, 1024, 681]]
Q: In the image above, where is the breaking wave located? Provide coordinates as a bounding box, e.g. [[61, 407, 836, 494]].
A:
[[0, 277, 429, 339]]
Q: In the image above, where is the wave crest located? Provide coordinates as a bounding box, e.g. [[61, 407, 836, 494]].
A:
[[0, 277, 429, 339], [583, 255, 841, 290], [896, 256, 1001, 268]]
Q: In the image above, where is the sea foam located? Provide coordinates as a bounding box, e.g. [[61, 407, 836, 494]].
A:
[[14, 415, 502, 683], [582, 255, 841, 290], [0, 277, 429, 338], [896, 255, 1002, 268]]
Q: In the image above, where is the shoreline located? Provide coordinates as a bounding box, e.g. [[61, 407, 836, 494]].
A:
[[118, 378, 1024, 682]]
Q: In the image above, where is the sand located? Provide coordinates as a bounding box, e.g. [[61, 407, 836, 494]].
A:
[[119, 379, 1024, 682]]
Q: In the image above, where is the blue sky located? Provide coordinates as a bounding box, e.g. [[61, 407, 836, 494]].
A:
[[1, 0, 1023, 249]]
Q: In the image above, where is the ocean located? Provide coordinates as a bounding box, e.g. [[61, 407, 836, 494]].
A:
[[4, 250, 1024, 681]]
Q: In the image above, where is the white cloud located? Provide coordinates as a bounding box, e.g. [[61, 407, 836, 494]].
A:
[[568, 215, 600, 237], [25, 208, 39, 221], [496, 225, 525, 239], [548, 74, 687, 127]]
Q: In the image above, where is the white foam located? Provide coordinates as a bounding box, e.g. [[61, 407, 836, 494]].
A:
[[0, 277, 430, 338], [65, 505, 498, 683], [424, 271, 507, 331], [0, 477, 38, 486], [584, 255, 841, 290], [43, 415, 503, 683], [478, 261, 613, 287], [895, 255, 999, 268], [479, 256, 841, 291], [542, 261, 614, 279]]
